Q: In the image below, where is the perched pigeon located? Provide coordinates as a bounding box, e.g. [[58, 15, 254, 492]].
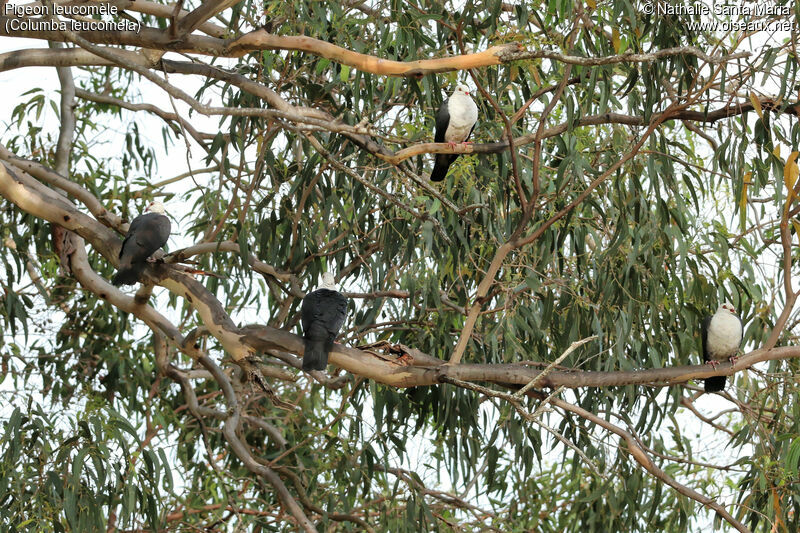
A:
[[430, 84, 478, 182], [301, 272, 348, 371], [112, 201, 171, 286], [701, 302, 743, 393]]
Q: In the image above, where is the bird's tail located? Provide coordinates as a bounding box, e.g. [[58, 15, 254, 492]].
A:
[[302, 339, 329, 371], [430, 154, 453, 182], [704, 376, 726, 393], [112, 267, 140, 286]]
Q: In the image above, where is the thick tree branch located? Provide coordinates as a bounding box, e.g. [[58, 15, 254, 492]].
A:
[[0, 46, 148, 72], [1, 45, 786, 183], [21, 0, 228, 36], [0, 159, 242, 360], [764, 197, 799, 348], [378, 102, 800, 163], [69, 242, 186, 347], [0, 21, 748, 76]]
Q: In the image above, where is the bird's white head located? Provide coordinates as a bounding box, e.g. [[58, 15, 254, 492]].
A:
[[719, 302, 737, 315], [321, 272, 337, 290], [453, 84, 471, 97], [145, 201, 166, 215]]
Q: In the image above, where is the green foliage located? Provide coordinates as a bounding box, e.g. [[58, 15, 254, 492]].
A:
[[0, 406, 166, 532]]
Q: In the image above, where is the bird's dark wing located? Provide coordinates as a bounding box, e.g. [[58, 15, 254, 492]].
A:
[[301, 291, 318, 333], [434, 98, 450, 143], [113, 213, 170, 285], [431, 99, 455, 182], [300, 289, 348, 371], [302, 289, 348, 336], [327, 290, 348, 332], [119, 215, 146, 259], [701, 315, 712, 363], [301, 304, 310, 331], [123, 213, 170, 262], [119, 216, 143, 259], [119, 234, 131, 259], [315, 289, 347, 334], [135, 214, 170, 253]]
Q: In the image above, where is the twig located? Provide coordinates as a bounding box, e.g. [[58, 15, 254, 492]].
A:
[[514, 335, 597, 398]]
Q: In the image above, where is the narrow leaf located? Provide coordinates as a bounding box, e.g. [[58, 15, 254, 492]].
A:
[[791, 219, 800, 249], [784, 151, 799, 202], [612, 28, 621, 54], [739, 171, 751, 232], [750, 91, 763, 119]]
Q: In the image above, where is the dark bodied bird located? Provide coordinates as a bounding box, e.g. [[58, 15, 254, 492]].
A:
[[430, 84, 478, 182], [701, 302, 743, 393], [301, 272, 348, 371], [112, 201, 171, 286]]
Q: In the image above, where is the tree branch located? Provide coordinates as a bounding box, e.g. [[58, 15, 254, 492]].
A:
[[75, 88, 210, 144], [0, 46, 147, 72], [0, 22, 748, 76]]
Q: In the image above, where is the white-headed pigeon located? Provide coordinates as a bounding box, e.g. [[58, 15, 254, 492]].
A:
[[301, 272, 348, 371], [430, 84, 478, 182], [701, 302, 743, 392], [112, 201, 171, 286]]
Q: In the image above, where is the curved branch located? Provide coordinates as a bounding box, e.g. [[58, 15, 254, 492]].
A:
[[69, 240, 186, 347], [19, 0, 229, 36], [0, 21, 748, 76], [440, 345, 800, 388], [380, 101, 800, 163], [166, 240, 297, 284], [227, 33, 523, 76], [175, 0, 239, 36], [0, 46, 147, 72], [75, 88, 210, 144], [160, 59, 392, 157], [49, 41, 75, 176], [1, 46, 788, 176], [0, 160, 122, 253]]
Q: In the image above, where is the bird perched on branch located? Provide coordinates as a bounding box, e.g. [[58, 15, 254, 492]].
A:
[[301, 272, 348, 371], [431, 84, 478, 182], [701, 302, 743, 393], [112, 201, 170, 286]]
